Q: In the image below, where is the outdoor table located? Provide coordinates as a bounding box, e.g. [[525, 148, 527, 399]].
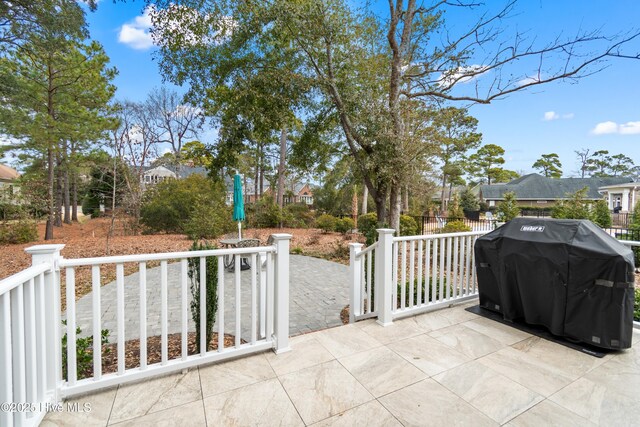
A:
[[219, 238, 255, 271]]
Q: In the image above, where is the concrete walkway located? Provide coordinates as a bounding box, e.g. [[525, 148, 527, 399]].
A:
[[70, 255, 349, 342]]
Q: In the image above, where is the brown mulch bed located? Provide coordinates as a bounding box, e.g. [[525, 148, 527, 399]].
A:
[[74, 332, 243, 380]]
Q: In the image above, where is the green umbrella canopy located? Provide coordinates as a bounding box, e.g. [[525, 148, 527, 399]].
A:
[[233, 174, 245, 221]]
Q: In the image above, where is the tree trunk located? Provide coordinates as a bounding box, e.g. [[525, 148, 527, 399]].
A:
[[402, 185, 409, 213], [440, 175, 447, 214], [389, 183, 401, 233], [276, 127, 287, 208], [45, 147, 54, 240], [374, 186, 388, 227], [54, 152, 62, 227], [362, 184, 368, 214], [71, 172, 78, 221]]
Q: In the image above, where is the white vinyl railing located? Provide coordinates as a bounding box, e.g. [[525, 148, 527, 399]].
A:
[[0, 246, 64, 427], [350, 229, 488, 325], [1, 234, 291, 426]]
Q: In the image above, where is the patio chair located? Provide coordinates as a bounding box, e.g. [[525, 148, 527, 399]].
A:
[[224, 238, 261, 271]]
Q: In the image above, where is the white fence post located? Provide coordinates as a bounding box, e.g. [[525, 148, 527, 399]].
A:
[[271, 233, 292, 354], [348, 243, 364, 323], [375, 229, 395, 326], [24, 244, 65, 400]]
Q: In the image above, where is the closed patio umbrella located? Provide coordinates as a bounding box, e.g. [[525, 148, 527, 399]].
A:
[[233, 173, 245, 239]]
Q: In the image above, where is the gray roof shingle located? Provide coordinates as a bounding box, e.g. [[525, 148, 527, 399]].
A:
[[480, 173, 632, 200]]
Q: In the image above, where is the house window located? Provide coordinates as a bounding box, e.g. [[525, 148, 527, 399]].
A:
[[536, 200, 547, 204]]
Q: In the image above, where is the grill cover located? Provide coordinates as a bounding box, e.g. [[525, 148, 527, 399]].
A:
[[474, 217, 635, 349]]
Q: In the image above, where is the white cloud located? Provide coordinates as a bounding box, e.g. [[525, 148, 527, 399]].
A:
[[619, 121, 640, 135], [591, 120, 640, 135], [543, 111, 574, 121], [118, 7, 154, 50]]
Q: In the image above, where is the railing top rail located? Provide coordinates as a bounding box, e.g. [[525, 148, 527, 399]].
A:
[[394, 230, 489, 242], [59, 245, 276, 268], [0, 262, 50, 295], [355, 241, 378, 258]]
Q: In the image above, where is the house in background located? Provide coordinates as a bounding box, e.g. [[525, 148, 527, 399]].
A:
[[0, 163, 20, 200], [479, 173, 632, 208], [597, 182, 640, 213]]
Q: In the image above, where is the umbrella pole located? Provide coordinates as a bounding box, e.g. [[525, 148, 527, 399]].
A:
[[238, 221, 242, 240]]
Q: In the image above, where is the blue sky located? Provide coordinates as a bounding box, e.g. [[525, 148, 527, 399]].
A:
[[84, 0, 640, 177]]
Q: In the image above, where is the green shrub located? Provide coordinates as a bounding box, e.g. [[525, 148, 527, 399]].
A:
[[140, 175, 228, 235], [291, 246, 303, 255], [438, 220, 471, 233], [61, 321, 110, 381], [552, 187, 591, 220], [0, 220, 38, 244], [81, 194, 101, 218], [497, 191, 520, 222], [283, 203, 315, 228], [335, 217, 355, 234], [635, 288, 640, 322], [248, 196, 283, 228], [185, 196, 234, 240], [399, 215, 418, 236], [358, 212, 378, 245], [460, 187, 480, 212], [591, 199, 612, 228], [188, 241, 218, 352], [317, 214, 337, 233]]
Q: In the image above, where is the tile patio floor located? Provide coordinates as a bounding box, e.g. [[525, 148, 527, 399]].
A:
[[42, 300, 640, 427]]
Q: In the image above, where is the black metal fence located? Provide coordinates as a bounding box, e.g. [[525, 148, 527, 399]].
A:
[[412, 216, 495, 235]]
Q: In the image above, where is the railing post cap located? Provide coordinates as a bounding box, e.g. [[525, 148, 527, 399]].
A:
[[376, 228, 396, 234], [269, 233, 293, 241], [24, 244, 66, 255], [348, 242, 364, 248]]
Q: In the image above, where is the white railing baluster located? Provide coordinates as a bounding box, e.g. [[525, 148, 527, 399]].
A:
[[471, 236, 478, 293], [180, 259, 188, 360], [199, 257, 206, 356], [116, 263, 125, 375], [465, 235, 472, 295], [217, 256, 225, 351], [452, 236, 459, 299], [409, 241, 415, 308], [11, 285, 26, 426], [424, 239, 430, 304], [251, 254, 257, 344], [446, 237, 452, 300], [431, 238, 438, 302], [234, 256, 241, 348], [366, 251, 372, 313], [139, 262, 147, 370], [392, 241, 398, 311], [401, 241, 407, 310], [1, 293, 13, 427], [360, 254, 365, 313], [65, 268, 77, 385], [161, 260, 168, 363], [36, 273, 46, 402], [259, 253, 266, 339], [25, 277, 37, 412], [91, 266, 102, 380], [439, 237, 445, 301], [266, 252, 274, 340], [417, 240, 423, 306]]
